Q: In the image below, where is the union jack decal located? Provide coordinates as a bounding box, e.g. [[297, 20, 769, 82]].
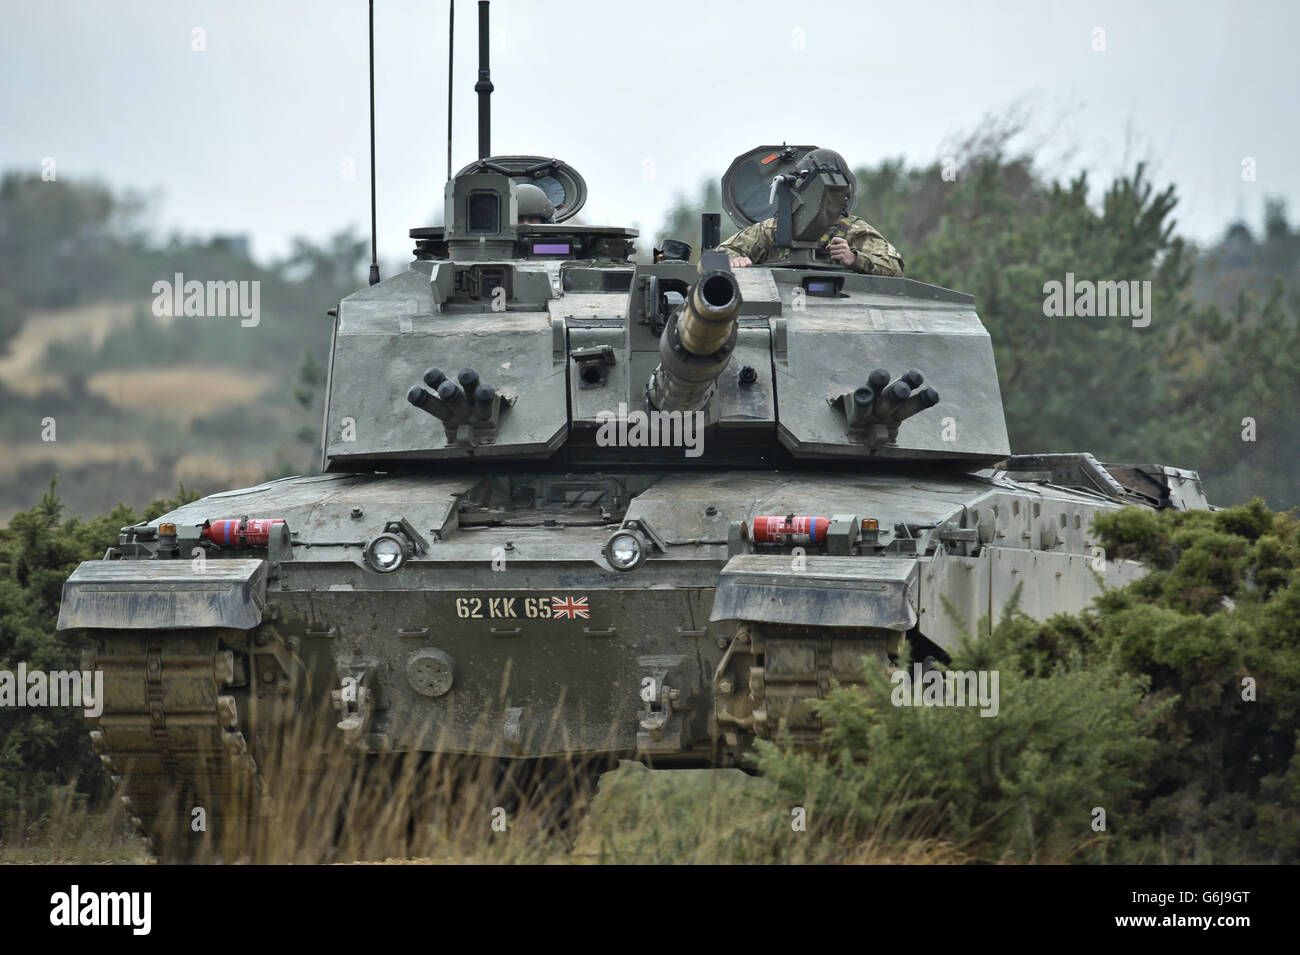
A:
[[551, 595, 590, 619]]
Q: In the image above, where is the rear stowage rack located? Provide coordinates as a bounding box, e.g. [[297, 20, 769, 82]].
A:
[[1004, 453, 1208, 510]]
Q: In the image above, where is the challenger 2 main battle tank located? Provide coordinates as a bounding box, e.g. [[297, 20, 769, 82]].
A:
[[55, 21, 1210, 861]]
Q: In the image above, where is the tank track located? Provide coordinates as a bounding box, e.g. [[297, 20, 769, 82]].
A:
[[84, 628, 262, 861], [82, 628, 607, 861]]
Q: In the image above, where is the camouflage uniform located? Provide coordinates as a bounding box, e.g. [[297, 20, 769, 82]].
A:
[[718, 215, 905, 276]]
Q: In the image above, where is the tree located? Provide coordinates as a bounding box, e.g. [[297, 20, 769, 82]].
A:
[[0, 173, 151, 310]]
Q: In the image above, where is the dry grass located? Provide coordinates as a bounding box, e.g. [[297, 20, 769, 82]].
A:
[[0, 300, 162, 396], [171, 453, 269, 490], [2, 755, 974, 866], [576, 761, 974, 865], [83, 367, 274, 424], [2, 703, 975, 866], [6, 756, 975, 866], [0, 301, 269, 416], [0, 786, 148, 865], [0, 440, 154, 480]]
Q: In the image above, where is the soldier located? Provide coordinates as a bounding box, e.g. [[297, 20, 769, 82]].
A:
[[718, 148, 904, 276], [516, 183, 556, 224]]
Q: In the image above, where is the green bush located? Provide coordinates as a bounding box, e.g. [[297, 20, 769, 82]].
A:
[[0, 480, 196, 835], [757, 499, 1300, 863], [1088, 500, 1300, 861], [755, 622, 1157, 863]]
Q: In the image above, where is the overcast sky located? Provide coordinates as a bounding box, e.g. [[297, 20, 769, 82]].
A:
[[2, 0, 1295, 265]]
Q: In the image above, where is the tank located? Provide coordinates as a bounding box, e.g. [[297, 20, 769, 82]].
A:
[[55, 13, 1211, 861]]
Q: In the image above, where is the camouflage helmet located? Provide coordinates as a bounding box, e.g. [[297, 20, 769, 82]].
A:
[[804, 148, 856, 213], [516, 183, 555, 222]]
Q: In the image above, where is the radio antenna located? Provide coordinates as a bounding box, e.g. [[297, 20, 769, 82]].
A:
[[446, 1, 455, 180], [367, 0, 380, 286], [475, 1, 492, 159]]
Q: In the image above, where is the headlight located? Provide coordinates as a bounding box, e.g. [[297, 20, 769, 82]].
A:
[[364, 532, 410, 573], [603, 529, 647, 572]]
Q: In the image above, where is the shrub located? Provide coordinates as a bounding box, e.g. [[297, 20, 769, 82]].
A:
[[0, 480, 196, 835], [757, 500, 1300, 863]]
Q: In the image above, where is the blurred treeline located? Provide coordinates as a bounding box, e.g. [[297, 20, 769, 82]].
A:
[[0, 172, 364, 522], [661, 129, 1300, 509]]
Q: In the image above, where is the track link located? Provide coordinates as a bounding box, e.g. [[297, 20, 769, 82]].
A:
[[85, 628, 261, 862]]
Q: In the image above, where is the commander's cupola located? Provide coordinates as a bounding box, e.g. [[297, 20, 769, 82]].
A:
[[412, 156, 636, 264]]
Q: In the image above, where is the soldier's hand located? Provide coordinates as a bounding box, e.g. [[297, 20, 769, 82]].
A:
[[827, 237, 855, 266], [729, 255, 752, 268]]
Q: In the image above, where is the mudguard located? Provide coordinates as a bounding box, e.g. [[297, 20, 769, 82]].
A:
[[57, 559, 268, 631], [709, 554, 918, 631]]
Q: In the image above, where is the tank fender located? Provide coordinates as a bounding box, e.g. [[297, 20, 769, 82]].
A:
[[56, 559, 268, 631], [708, 554, 918, 631]]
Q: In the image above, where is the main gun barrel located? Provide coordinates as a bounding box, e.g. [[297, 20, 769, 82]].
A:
[[647, 251, 743, 412]]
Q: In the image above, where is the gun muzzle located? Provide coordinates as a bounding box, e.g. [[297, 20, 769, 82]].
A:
[[677, 267, 741, 355]]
